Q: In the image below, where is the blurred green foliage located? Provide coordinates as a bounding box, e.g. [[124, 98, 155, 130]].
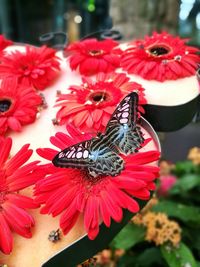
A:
[[108, 156, 200, 267]]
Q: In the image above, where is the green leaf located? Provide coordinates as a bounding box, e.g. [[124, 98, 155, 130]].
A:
[[152, 200, 200, 225], [136, 247, 164, 267], [182, 227, 200, 251], [117, 253, 137, 267], [174, 161, 197, 176], [110, 223, 145, 250], [170, 174, 200, 194], [161, 242, 197, 267]]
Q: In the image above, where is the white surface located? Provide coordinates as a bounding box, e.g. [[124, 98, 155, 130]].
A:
[[128, 73, 200, 106]]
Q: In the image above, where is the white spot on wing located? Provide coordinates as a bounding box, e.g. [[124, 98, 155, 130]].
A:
[[65, 151, 70, 156], [83, 150, 89, 158], [119, 104, 129, 111], [122, 112, 129, 118], [76, 152, 83, 158], [120, 118, 128, 124], [58, 152, 65, 158]]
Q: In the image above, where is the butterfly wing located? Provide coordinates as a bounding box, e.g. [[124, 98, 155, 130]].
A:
[[52, 140, 94, 169], [105, 92, 144, 155], [88, 137, 124, 177], [52, 93, 142, 176], [52, 137, 124, 177]]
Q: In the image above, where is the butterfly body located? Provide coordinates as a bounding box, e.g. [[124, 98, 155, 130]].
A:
[[52, 92, 144, 177]]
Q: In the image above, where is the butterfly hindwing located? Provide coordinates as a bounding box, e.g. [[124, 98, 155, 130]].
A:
[[88, 136, 124, 177], [105, 92, 144, 155]]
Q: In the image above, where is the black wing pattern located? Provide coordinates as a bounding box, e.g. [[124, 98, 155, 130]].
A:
[[104, 92, 144, 155], [52, 137, 124, 177], [52, 92, 144, 177]]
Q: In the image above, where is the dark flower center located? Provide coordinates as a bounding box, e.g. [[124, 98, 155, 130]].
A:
[[89, 91, 109, 103], [89, 50, 104, 56], [0, 99, 12, 113], [149, 46, 170, 56]]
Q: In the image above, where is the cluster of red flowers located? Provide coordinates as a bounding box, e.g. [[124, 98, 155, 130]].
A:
[[0, 137, 43, 254], [0, 125, 159, 255], [0, 40, 61, 136], [66, 32, 199, 81]]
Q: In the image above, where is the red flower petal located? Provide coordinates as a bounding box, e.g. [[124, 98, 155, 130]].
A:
[[60, 200, 80, 235], [0, 137, 12, 168], [5, 144, 32, 175], [6, 194, 38, 209], [0, 213, 13, 254], [0, 137, 44, 254], [3, 202, 34, 238]]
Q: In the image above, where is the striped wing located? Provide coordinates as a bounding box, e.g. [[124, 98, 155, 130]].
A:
[[89, 136, 124, 177], [52, 137, 124, 177], [105, 92, 144, 155]]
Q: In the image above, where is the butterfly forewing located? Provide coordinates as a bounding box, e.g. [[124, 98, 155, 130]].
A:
[[52, 140, 94, 169], [105, 92, 144, 155]]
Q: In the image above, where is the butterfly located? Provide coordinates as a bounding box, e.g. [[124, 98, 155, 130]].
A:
[[52, 92, 144, 177]]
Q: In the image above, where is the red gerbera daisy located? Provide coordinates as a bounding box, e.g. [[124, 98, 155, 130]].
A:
[[55, 72, 147, 132], [0, 35, 13, 57], [0, 45, 60, 90], [121, 32, 200, 81], [35, 125, 160, 240], [0, 78, 42, 135], [66, 38, 122, 75], [0, 137, 43, 254]]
